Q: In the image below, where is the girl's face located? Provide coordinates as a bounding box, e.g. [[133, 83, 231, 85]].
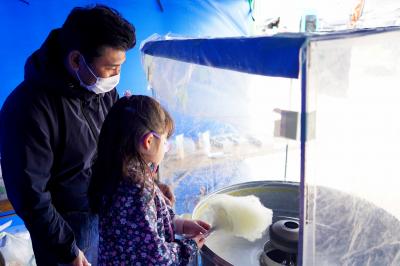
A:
[[140, 132, 169, 166], [151, 132, 169, 165]]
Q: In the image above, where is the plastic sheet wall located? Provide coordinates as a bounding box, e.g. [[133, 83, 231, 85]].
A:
[[142, 28, 400, 264], [143, 53, 302, 214], [303, 30, 400, 265]]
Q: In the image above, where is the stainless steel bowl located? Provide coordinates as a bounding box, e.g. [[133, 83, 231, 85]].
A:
[[192, 181, 299, 266]]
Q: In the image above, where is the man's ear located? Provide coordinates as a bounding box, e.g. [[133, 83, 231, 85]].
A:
[[67, 50, 81, 71]]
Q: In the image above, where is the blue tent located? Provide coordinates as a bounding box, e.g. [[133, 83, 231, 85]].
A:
[[0, 0, 251, 106]]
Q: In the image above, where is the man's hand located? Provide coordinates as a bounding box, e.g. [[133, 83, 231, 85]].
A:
[[158, 182, 176, 206], [61, 250, 90, 266]]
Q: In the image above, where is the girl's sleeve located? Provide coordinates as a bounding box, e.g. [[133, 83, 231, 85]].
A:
[[122, 191, 198, 265]]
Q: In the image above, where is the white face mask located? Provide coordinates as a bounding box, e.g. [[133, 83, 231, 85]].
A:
[[75, 56, 120, 94]]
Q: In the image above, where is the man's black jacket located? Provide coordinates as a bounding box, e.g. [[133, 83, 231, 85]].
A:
[[0, 29, 118, 263]]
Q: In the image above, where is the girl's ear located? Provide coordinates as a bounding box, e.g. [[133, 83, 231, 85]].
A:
[[141, 133, 154, 152]]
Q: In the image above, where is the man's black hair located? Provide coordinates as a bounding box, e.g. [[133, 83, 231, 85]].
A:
[[59, 4, 136, 62]]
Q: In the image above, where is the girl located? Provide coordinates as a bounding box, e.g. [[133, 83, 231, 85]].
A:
[[89, 95, 210, 265]]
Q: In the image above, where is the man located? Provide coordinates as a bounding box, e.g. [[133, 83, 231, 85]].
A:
[[0, 5, 135, 266]]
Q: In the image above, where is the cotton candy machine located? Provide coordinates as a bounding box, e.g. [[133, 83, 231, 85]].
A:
[[260, 218, 299, 266], [192, 180, 400, 266], [143, 30, 400, 265], [192, 181, 299, 266]]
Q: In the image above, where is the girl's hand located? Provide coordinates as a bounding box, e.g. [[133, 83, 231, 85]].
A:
[[183, 219, 211, 237], [192, 234, 206, 249]]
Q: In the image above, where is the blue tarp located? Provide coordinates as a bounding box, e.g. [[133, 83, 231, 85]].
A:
[[142, 34, 307, 78], [141, 27, 400, 79]]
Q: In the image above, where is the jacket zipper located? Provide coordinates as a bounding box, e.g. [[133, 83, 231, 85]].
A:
[[80, 100, 99, 142]]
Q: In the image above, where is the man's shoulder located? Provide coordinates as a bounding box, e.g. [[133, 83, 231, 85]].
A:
[[1, 81, 55, 120], [9, 79, 51, 99]]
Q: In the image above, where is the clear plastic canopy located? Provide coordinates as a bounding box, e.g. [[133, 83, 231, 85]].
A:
[[141, 27, 400, 265], [303, 28, 400, 265]]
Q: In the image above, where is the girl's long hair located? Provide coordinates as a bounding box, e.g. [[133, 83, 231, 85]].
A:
[[89, 95, 174, 213]]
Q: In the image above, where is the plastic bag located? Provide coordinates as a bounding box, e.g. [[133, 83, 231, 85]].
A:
[[0, 231, 36, 266]]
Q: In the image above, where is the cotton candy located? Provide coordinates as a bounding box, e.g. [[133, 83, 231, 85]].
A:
[[199, 194, 272, 241]]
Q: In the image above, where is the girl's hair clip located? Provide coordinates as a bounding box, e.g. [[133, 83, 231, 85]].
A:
[[124, 90, 132, 97]]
